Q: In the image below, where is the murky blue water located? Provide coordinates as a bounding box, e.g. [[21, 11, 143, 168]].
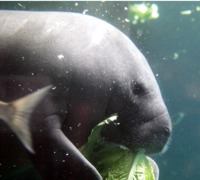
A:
[[0, 2, 199, 180]]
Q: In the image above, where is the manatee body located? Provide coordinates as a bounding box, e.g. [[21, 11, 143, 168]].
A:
[[0, 11, 172, 179]]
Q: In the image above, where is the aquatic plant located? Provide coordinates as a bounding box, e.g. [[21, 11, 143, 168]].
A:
[[128, 3, 159, 24]]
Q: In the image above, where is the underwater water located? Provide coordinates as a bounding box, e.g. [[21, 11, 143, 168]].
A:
[[0, 1, 199, 180]]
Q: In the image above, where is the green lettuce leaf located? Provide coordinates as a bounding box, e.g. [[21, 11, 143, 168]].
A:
[[80, 116, 155, 180]]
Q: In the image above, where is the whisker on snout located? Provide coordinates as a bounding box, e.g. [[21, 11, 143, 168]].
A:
[[160, 135, 172, 155]]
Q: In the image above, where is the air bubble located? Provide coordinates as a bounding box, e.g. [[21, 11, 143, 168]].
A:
[[124, 6, 128, 11], [83, 9, 88, 14], [58, 54, 64, 61]]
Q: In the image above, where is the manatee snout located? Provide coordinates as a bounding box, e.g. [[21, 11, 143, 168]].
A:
[[137, 112, 172, 153], [102, 112, 172, 154]]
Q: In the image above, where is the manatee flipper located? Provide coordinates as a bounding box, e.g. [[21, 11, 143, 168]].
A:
[[31, 115, 102, 179], [0, 85, 52, 153], [147, 157, 159, 180]]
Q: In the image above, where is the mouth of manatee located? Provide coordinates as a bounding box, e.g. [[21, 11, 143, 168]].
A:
[[101, 113, 171, 154]]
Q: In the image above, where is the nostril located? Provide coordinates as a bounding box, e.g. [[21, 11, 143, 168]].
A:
[[163, 127, 170, 137]]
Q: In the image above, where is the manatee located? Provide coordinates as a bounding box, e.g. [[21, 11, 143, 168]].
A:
[[0, 11, 172, 179]]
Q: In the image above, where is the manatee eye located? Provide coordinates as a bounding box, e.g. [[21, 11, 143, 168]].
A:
[[132, 83, 146, 96]]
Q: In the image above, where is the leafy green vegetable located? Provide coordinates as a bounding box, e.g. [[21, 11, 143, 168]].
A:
[[80, 116, 155, 180]]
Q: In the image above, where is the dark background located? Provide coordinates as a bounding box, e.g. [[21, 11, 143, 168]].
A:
[[0, 1, 199, 180]]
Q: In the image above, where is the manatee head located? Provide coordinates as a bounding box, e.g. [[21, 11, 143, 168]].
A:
[[103, 53, 172, 154]]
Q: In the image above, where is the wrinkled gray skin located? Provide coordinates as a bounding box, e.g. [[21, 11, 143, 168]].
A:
[[0, 11, 172, 179]]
